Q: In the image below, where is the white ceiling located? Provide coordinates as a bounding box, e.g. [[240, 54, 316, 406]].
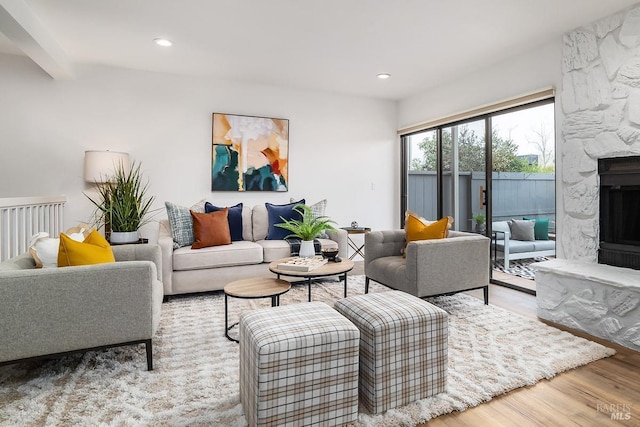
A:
[[0, 0, 638, 100]]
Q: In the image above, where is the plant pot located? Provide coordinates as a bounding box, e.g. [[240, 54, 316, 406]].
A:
[[110, 231, 139, 244], [299, 240, 316, 258], [475, 223, 486, 234]]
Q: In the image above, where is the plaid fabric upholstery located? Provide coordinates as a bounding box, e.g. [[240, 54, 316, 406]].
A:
[[334, 290, 448, 414], [164, 200, 206, 249], [239, 302, 360, 426]]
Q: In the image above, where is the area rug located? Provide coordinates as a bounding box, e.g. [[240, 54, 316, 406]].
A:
[[494, 256, 550, 280], [0, 276, 615, 427]]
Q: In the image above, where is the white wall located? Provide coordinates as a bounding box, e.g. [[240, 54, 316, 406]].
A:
[[0, 54, 399, 242], [397, 41, 563, 131]]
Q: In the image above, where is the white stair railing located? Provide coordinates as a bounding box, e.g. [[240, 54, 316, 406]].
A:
[[0, 196, 66, 262]]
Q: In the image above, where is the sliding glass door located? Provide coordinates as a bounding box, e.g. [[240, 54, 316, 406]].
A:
[[404, 121, 486, 233], [405, 129, 438, 221], [402, 99, 555, 292], [441, 120, 486, 232]]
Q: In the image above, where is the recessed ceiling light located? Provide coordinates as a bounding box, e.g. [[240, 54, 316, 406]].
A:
[[153, 38, 173, 47], [377, 73, 391, 79]]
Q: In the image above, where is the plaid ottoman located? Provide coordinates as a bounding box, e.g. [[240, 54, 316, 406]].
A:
[[334, 290, 448, 414], [239, 301, 360, 427]]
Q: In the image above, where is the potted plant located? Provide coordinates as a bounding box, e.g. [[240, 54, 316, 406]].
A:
[[275, 204, 337, 257], [86, 160, 156, 243], [472, 212, 486, 234]]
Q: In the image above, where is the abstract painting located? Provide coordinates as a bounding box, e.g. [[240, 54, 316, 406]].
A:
[[211, 113, 289, 191]]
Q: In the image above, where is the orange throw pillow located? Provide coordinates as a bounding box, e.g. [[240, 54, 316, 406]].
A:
[[58, 229, 116, 267], [191, 209, 232, 249], [403, 213, 451, 257]]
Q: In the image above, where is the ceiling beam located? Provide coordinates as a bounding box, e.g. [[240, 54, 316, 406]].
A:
[[0, 0, 74, 79]]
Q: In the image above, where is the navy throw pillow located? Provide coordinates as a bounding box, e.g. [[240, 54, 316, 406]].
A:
[[205, 202, 244, 241], [265, 199, 305, 240]]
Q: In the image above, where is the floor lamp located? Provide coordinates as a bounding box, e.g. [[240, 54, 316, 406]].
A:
[[84, 150, 130, 240]]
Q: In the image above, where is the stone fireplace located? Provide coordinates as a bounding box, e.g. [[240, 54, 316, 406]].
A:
[[536, 5, 640, 352]]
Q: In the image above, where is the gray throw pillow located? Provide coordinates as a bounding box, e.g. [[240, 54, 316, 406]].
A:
[[508, 219, 536, 241]]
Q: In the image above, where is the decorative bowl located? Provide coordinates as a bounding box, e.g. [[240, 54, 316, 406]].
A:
[[321, 248, 339, 260]]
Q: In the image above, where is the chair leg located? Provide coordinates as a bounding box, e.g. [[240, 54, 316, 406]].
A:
[[145, 339, 153, 371], [483, 286, 489, 305], [365, 277, 370, 294]]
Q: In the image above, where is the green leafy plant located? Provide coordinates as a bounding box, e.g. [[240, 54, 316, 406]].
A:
[[472, 212, 486, 225], [275, 204, 337, 241], [85, 160, 157, 232]]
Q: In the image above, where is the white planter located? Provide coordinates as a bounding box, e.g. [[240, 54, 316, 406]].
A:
[[299, 240, 316, 258], [110, 231, 139, 244]]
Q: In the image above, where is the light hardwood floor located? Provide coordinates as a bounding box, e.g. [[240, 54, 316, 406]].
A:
[[351, 262, 640, 427]]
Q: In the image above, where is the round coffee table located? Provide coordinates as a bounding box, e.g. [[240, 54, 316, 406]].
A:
[[269, 257, 355, 302], [224, 277, 291, 342]]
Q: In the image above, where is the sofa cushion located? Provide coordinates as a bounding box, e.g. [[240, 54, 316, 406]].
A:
[[256, 239, 292, 262], [58, 230, 116, 267], [172, 241, 263, 271], [257, 237, 339, 263], [205, 202, 244, 241], [508, 219, 535, 241], [265, 199, 305, 240], [242, 205, 254, 241], [191, 209, 232, 249], [252, 204, 269, 241]]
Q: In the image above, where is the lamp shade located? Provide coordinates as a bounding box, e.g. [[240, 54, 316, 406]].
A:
[[84, 150, 130, 183]]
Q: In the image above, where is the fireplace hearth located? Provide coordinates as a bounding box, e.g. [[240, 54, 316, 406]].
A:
[[598, 156, 640, 270]]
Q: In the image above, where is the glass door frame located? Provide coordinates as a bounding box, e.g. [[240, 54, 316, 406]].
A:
[[400, 98, 555, 293]]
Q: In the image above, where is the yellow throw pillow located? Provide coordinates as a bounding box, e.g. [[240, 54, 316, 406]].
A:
[[406, 214, 450, 242], [28, 223, 91, 268], [405, 210, 453, 234], [403, 213, 451, 258], [58, 229, 116, 267]]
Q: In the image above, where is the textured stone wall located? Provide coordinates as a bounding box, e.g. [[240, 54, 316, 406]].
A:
[[536, 259, 640, 351], [561, 5, 640, 261]]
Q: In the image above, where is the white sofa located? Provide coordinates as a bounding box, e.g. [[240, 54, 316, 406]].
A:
[[491, 221, 555, 268], [158, 204, 348, 296]]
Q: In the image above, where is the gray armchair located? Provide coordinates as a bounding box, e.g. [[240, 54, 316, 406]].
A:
[[364, 230, 491, 304], [0, 244, 163, 370]]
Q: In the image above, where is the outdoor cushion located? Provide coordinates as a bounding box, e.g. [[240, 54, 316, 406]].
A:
[[493, 239, 536, 254], [508, 219, 536, 241], [533, 240, 555, 251], [172, 241, 263, 270], [524, 217, 550, 240]]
